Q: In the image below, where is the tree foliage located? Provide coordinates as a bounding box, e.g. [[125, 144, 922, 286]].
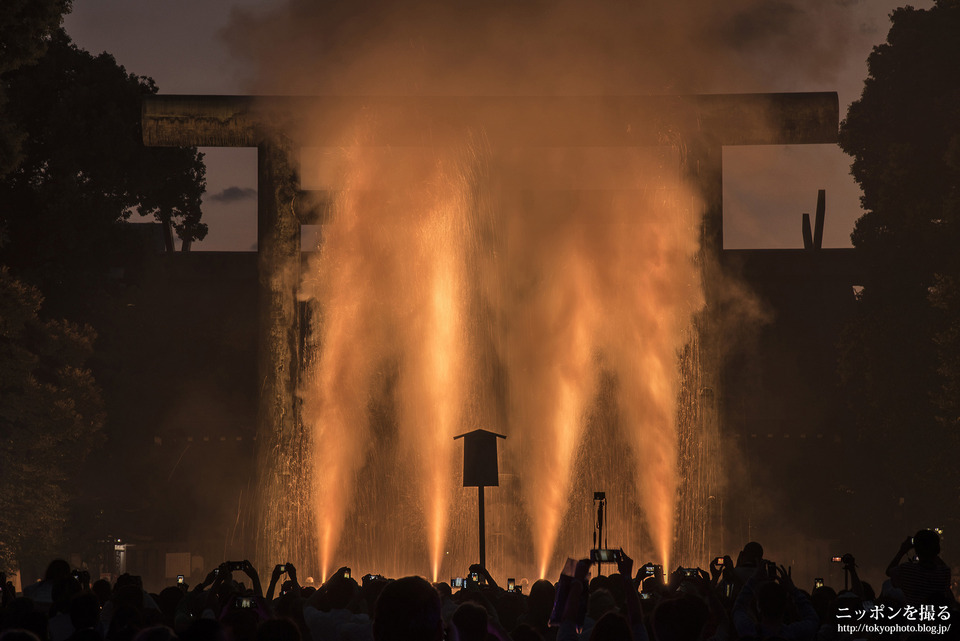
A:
[[838, 0, 960, 524], [0, 15, 208, 569], [841, 0, 960, 267], [0, 267, 103, 572], [0, 30, 206, 314], [0, 0, 72, 175]]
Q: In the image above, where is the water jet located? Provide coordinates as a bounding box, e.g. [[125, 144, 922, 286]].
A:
[[142, 92, 839, 580]]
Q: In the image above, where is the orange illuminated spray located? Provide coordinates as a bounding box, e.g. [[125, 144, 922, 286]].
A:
[[500, 225, 601, 578], [601, 188, 702, 573], [394, 156, 474, 582], [497, 155, 701, 578], [299, 133, 702, 579], [300, 152, 389, 580], [300, 138, 477, 580]]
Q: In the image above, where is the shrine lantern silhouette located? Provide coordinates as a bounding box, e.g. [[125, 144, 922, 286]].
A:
[[454, 429, 506, 570]]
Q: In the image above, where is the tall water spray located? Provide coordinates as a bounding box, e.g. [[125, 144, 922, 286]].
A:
[[299, 139, 482, 579], [297, 130, 704, 581]]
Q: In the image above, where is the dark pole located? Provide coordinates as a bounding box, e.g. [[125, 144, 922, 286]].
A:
[[479, 485, 486, 569]]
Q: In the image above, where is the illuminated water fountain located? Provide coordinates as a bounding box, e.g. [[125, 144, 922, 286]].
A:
[[297, 134, 706, 582], [141, 93, 839, 581]]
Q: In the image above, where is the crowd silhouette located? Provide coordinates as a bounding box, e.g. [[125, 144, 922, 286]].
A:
[[1, 531, 955, 641]]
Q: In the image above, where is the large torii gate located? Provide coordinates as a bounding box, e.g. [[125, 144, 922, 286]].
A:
[[142, 92, 838, 570]]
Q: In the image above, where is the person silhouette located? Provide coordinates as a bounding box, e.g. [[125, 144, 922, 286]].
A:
[[886, 530, 952, 606], [373, 577, 443, 641]]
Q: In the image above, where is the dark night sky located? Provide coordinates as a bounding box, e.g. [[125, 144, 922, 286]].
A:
[[62, 0, 935, 251]]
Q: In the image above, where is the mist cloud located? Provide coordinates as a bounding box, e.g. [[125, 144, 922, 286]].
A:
[[223, 0, 867, 96], [222, 0, 867, 578]]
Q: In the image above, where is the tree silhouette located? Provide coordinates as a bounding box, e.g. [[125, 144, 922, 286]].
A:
[[0, 267, 103, 572], [838, 0, 960, 529], [0, 29, 206, 317], [0, 18, 208, 572], [0, 0, 72, 175]]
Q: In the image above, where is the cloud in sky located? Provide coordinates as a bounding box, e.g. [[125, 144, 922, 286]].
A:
[[208, 186, 257, 203]]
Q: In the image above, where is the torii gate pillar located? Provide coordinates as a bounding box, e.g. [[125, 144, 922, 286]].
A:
[[254, 136, 311, 571], [142, 97, 313, 569]]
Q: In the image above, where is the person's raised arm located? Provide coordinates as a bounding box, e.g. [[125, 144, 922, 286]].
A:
[[887, 536, 914, 577], [777, 565, 818, 633], [557, 558, 592, 641], [617, 550, 643, 627], [469, 563, 500, 592], [198, 562, 231, 617], [710, 555, 734, 589], [840, 554, 864, 598], [709, 556, 723, 588], [266, 564, 284, 601], [307, 566, 349, 609], [196, 564, 229, 594], [286, 563, 302, 597], [242, 560, 263, 598]]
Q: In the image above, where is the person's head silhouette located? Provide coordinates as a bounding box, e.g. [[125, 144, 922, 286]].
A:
[[374, 577, 442, 641], [913, 530, 941, 561], [738, 542, 764, 567]]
